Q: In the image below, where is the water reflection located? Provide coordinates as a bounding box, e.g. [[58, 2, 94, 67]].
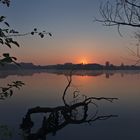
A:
[[20, 72, 118, 140], [0, 69, 140, 79], [0, 70, 140, 140]]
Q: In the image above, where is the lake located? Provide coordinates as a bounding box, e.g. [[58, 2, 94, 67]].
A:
[[0, 70, 140, 140]]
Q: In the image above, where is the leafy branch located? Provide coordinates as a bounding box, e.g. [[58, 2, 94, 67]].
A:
[[0, 4, 52, 63], [0, 53, 19, 66], [0, 81, 25, 100], [0, 0, 10, 7]]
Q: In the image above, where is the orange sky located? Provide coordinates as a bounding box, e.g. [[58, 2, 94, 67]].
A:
[[4, 36, 131, 66], [0, 0, 137, 66]]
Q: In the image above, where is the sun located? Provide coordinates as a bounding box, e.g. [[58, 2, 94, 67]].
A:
[[80, 59, 88, 64], [77, 57, 88, 64]]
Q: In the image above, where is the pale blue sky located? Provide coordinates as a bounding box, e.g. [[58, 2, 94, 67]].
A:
[[0, 0, 133, 65]]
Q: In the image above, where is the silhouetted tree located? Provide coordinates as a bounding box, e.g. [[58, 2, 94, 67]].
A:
[[20, 71, 118, 140], [0, 0, 52, 98], [0, 0, 52, 64], [96, 0, 140, 64], [0, 81, 24, 100], [96, 0, 140, 33]]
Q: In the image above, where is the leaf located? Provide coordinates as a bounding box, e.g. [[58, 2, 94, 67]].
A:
[[2, 57, 12, 63], [2, 87, 8, 92], [0, 30, 6, 37], [0, 16, 5, 22], [5, 38, 12, 43], [13, 31, 19, 34], [3, 29, 9, 33], [11, 41, 20, 47], [6, 2, 10, 7], [9, 29, 14, 33], [38, 33, 44, 38], [11, 57, 17, 60], [2, 0, 10, 7], [4, 22, 10, 27], [3, 53, 10, 57], [48, 32, 52, 37], [5, 42, 11, 48], [31, 32, 34, 35], [0, 38, 3, 44], [9, 29, 19, 34], [34, 28, 37, 32], [40, 34, 44, 38], [10, 90, 13, 96]]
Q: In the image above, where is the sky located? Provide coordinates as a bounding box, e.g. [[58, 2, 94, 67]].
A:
[[0, 0, 136, 65]]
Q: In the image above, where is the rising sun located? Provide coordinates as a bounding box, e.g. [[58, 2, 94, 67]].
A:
[[80, 59, 88, 64]]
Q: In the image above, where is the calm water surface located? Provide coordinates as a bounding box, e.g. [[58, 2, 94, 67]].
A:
[[0, 70, 140, 140]]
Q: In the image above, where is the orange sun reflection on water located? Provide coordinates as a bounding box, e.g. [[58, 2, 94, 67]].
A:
[[72, 75, 95, 90]]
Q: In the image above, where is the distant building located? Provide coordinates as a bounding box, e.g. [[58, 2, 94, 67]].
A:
[[105, 61, 110, 67], [64, 63, 73, 65], [120, 63, 124, 67]]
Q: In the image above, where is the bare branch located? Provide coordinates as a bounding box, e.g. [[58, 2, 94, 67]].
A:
[[125, 0, 140, 8], [96, 0, 140, 29], [20, 72, 118, 139]]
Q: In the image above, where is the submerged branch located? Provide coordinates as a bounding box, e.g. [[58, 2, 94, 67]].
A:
[[20, 71, 118, 139]]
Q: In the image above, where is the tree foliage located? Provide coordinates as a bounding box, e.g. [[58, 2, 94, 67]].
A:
[[0, 81, 24, 100], [0, 0, 10, 7], [0, 0, 52, 65], [0, 0, 52, 97]]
